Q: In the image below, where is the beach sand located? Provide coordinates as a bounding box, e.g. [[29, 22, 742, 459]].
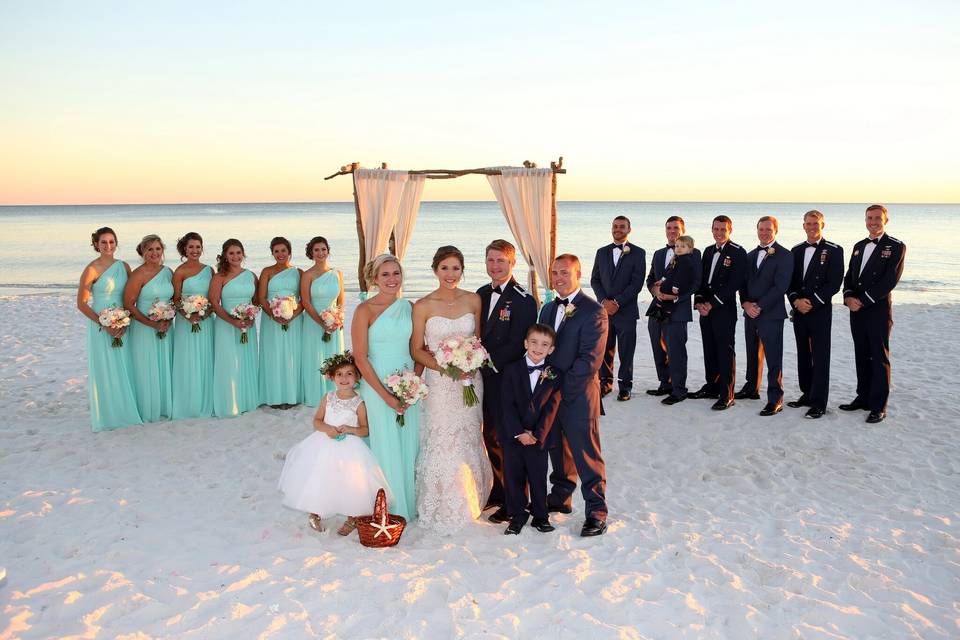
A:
[[1, 294, 957, 638]]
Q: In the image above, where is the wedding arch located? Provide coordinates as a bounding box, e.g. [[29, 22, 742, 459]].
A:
[[323, 158, 566, 305]]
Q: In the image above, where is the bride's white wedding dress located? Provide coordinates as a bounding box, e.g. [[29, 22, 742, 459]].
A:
[[416, 313, 493, 533]]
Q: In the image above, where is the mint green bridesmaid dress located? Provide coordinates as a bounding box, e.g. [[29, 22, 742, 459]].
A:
[[172, 265, 214, 419], [213, 270, 260, 417], [87, 261, 143, 432], [359, 298, 421, 521], [259, 267, 303, 405], [129, 267, 174, 422], [301, 270, 344, 406]]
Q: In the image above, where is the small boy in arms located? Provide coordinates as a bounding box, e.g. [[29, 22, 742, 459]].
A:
[[499, 323, 564, 535], [646, 235, 697, 323]]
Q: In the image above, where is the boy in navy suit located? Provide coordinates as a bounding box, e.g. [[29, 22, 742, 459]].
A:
[[500, 323, 564, 535], [646, 235, 697, 325]]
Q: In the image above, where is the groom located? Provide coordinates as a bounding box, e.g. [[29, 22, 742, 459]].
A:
[[538, 254, 609, 537]]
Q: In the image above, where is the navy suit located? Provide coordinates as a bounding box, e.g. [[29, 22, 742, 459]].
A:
[[591, 242, 646, 393], [646, 247, 703, 397], [478, 278, 537, 507], [739, 242, 793, 405], [538, 291, 609, 519], [787, 238, 844, 410], [695, 242, 748, 401], [500, 359, 563, 523], [842, 233, 906, 412]]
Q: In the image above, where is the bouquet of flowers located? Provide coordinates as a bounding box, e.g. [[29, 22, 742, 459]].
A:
[[318, 304, 344, 342], [179, 294, 211, 333], [98, 306, 131, 348], [147, 299, 177, 339], [433, 335, 493, 407], [269, 295, 298, 331], [230, 303, 259, 344], [383, 370, 428, 427]]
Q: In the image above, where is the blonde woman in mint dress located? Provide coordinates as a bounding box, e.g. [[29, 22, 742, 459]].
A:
[[124, 235, 174, 423], [171, 232, 214, 419], [258, 237, 304, 409], [300, 236, 345, 406], [210, 239, 260, 418], [351, 254, 421, 521], [77, 226, 142, 432]]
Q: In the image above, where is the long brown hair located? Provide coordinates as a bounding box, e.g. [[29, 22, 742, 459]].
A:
[[216, 239, 245, 274]]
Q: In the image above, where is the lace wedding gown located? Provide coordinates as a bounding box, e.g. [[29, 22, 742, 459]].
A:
[[416, 313, 493, 533]]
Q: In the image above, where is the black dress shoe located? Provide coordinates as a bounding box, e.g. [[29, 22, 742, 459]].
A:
[[661, 395, 684, 405], [689, 388, 718, 400], [786, 396, 810, 409], [804, 407, 826, 419], [547, 503, 573, 514], [617, 390, 631, 401], [530, 517, 555, 533], [645, 388, 671, 396], [487, 508, 510, 524], [734, 388, 760, 400], [711, 398, 735, 411], [600, 386, 613, 398], [580, 517, 607, 537], [483, 499, 503, 511], [504, 520, 524, 535], [838, 399, 868, 411], [866, 411, 886, 424], [759, 402, 783, 416]]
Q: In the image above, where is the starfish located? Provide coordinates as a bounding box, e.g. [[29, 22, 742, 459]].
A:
[[370, 512, 400, 539]]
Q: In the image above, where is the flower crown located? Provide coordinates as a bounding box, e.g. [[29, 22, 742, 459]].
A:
[[321, 350, 360, 379]]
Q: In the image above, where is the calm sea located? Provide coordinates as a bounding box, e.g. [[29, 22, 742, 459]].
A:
[[0, 202, 955, 304]]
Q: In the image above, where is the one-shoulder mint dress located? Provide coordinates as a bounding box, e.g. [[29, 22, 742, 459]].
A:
[[302, 270, 344, 406], [214, 270, 260, 417], [172, 265, 214, 419], [260, 267, 303, 406], [129, 267, 174, 422], [86, 261, 143, 432], [359, 298, 421, 521]]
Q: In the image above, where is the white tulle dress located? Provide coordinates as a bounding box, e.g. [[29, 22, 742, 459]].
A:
[[278, 392, 393, 517]]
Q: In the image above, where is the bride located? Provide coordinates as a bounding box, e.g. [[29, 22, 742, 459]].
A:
[[411, 246, 493, 532]]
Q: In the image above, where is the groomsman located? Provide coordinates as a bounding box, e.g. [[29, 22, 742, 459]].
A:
[[539, 254, 609, 537], [590, 216, 646, 401], [478, 239, 537, 523], [645, 216, 702, 403], [737, 216, 793, 416], [786, 211, 844, 419], [839, 205, 906, 424], [691, 216, 747, 410]]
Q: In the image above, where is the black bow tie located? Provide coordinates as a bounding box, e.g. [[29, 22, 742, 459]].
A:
[[868, 237, 879, 244], [806, 241, 819, 248], [527, 363, 546, 374], [613, 244, 625, 250], [666, 245, 675, 250], [491, 285, 503, 294], [557, 297, 570, 306], [715, 244, 723, 251], [756, 245, 769, 252]]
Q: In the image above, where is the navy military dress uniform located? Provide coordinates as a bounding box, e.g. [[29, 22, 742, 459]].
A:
[[787, 238, 844, 412], [842, 234, 906, 414], [590, 241, 646, 395], [694, 241, 748, 403], [739, 242, 793, 407], [477, 278, 537, 509]]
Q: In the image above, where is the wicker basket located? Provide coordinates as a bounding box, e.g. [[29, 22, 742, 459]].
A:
[[356, 488, 406, 547]]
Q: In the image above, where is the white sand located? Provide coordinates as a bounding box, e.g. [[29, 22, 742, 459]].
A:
[[1, 294, 957, 639]]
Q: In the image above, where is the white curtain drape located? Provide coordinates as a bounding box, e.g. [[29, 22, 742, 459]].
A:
[[487, 167, 554, 300], [354, 169, 409, 259], [392, 174, 425, 260]]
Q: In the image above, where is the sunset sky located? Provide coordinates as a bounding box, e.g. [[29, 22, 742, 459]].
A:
[[2, 1, 958, 205]]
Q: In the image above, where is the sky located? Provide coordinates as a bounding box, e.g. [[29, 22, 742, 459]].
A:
[[1, 1, 958, 205]]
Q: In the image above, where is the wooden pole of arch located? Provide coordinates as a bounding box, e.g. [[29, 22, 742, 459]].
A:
[[349, 162, 366, 293]]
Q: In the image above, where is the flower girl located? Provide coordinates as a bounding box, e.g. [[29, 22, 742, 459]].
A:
[[278, 352, 392, 536]]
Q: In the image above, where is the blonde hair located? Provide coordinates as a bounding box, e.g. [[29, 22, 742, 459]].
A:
[[676, 235, 695, 249], [364, 254, 403, 289], [136, 234, 165, 258]]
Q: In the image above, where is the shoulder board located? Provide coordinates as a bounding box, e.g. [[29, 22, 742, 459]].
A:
[[511, 283, 530, 297], [823, 240, 839, 248], [791, 241, 807, 250], [886, 236, 902, 245], [728, 242, 742, 249]]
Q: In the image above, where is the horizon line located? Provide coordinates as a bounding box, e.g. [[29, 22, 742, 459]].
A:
[[3, 199, 958, 207]]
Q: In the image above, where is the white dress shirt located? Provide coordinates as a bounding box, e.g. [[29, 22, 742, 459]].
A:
[[802, 242, 818, 278], [525, 355, 544, 393], [612, 244, 624, 267], [756, 244, 772, 269], [664, 246, 675, 270], [708, 243, 726, 284], [487, 279, 507, 319], [553, 288, 580, 331], [859, 237, 880, 275]]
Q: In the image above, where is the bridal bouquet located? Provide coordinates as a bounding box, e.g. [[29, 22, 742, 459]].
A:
[[318, 304, 344, 342], [433, 335, 493, 407], [230, 303, 259, 344], [384, 370, 428, 427], [98, 306, 131, 348], [147, 299, 177, 339], [179, 294, 211, 333], [269, 295, 298, 331]]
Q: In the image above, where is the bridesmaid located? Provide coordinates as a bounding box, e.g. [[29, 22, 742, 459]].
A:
[[300, 236, 345, 406], [171, 232, 214, 419], [352, 254, 421, 521], [77, 227, 142, 432], [123, 234, 174, 423], [210, 239, 260, 417], [258, 237, 304, 409]]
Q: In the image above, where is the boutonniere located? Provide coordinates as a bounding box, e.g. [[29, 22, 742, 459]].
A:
[[498, 307, 511, 321], [563, 303, 577, 319], [766, 247, 775, 256], [539, 366, 557, 382], [669, 257, 677, 269], [853, 249, 860, 257], [621, 245, 631, 255]]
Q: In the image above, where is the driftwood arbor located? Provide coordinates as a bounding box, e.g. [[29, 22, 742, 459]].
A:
[[324, 158, 566, 304]]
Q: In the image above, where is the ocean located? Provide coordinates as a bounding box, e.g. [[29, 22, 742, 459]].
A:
[[0, 201, 955, 304]]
